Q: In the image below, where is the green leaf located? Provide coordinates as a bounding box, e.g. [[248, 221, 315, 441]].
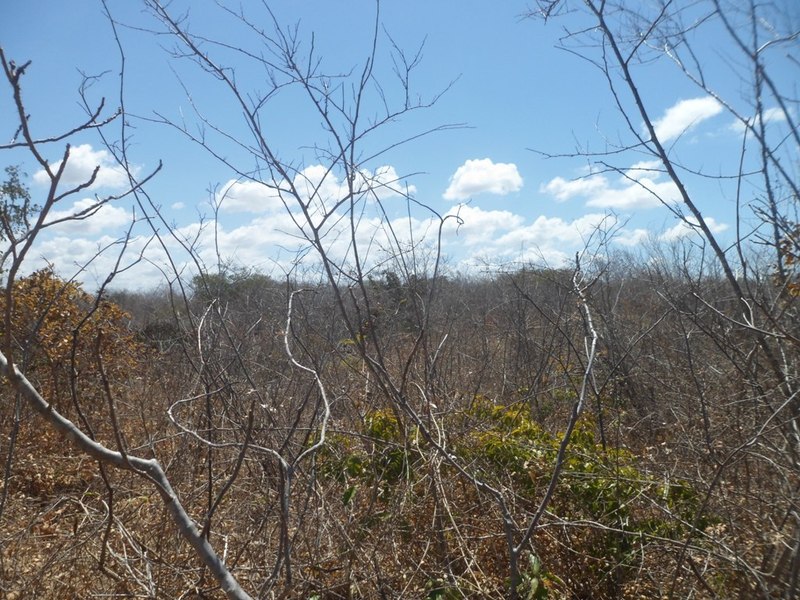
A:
[[342, 485, 358, 505]]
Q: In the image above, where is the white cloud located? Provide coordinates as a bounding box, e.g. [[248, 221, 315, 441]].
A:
[[44, 197, 131, 234], [760, 107, 788, 123], [435, 208, 616, 270], [207, 215, 304, 265], [623, 160, 662, 181], [661, 216, 728, 241], [492, 213, 612, 249], [24, 156, 682, 291], [206, 201, 606, 279], [467, 212, 614, 269], [615, 228, 650, 247], [201, 194, 631, 279], [218, 165, 416, 215], [291, 165, 341, 213], [26, 233, 168, 289], [585, 177, 678, 210], [33, 144, 133, 190], [171, 201, 186, 210], [24, 198, 653, 291], [729, 106, 791, 132], [443, 158, 523, 201], [540, 175, 607, 202], [291, 163, 417, 209], [652, 97, 723, 142], [352, 165, 417, 201], [443, 204, 524, 245], [541, 169, 679, 211], [217, 179, 285, 213]]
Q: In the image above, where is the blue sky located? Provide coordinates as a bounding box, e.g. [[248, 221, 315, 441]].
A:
[[1, 1, 796, 288]]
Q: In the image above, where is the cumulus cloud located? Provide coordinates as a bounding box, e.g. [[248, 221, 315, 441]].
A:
[[443, 158, 523, 201], [207, 215, 303, 265], [210, 201, 604, 279], [165, 201, 625, 284], [355, 166, 417, 200], [219, 165, 415, 215], [26, 155, 687, 291], [443, 204, 524, 245], [468, 212, 615, 269], [652, 97, 723, 142], [436, 206, 616, 270], [44, 198, 131, 234], [540, 175, 607, 202], [217, 179, 285, 213], [661, 216, 728, 241], [541, 169, 678, 211], [729, 106, 792, 132], [586, 177, 678, 210], [615, 228, 650, 247], [33, 144, 134, 190], [26, 233, 164, 289], [291, 165, 341, 214], [623, 160, 662, 181], [492, 213, 613, 249], [293, 164, 418, 230], [26, 196, 660, 291], [34, 234, 127, 268]]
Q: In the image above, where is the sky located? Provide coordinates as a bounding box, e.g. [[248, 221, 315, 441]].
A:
[[1, 1, 797, 289]]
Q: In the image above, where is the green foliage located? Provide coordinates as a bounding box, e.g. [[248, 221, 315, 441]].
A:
[[425, 577, 462, 600], [462, 398, 702, 532], [315, 433, 364, 482], [342, 484, 358, 506], [314, 396, 708, 596], [365, 408, 401, 441], [191, 266, 279, 310], [459, 397, 708, 591], [517, 553, 550, 600], [0, 165, 38, 244], [364, 409, 408, 483], [316, 409, 410, 496], [460, 396, 549, 482]]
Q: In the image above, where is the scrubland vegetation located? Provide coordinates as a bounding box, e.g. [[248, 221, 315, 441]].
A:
[[1, 0, 798, 598], [1, 255, 797, 598]]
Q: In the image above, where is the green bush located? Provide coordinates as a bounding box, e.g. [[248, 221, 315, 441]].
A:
[[313, 397, 709, 597], [458, 397, 707, 592]]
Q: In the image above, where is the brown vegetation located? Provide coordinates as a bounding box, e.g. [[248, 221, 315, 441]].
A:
[[1, 260, 797, 598], [1, 1, 798, 598]]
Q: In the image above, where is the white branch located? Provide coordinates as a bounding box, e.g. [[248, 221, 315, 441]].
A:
[[0, 350, 254, 600]]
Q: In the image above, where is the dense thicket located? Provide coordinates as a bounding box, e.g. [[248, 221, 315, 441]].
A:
[[2, 1, 797, 597], [2, 252, 796, 598]]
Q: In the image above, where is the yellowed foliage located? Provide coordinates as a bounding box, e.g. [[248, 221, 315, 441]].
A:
[[1, 267, 147, 404]]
